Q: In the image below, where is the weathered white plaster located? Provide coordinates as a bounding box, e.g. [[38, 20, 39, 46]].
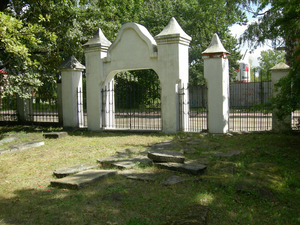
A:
[[203, 34, 230, 134], [60, 56, 85, 128], [270, 62, 291, 131], [83, 17, 191, 133]]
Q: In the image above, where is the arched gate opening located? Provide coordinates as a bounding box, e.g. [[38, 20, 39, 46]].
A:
[[102, 69, 161, 130]]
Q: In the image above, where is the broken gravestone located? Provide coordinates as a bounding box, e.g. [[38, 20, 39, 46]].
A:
[[155, 161, 207, 175], [51, 170, 117, 189]]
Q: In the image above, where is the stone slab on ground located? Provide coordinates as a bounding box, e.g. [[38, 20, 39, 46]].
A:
[[97, 155, 128, 167], [51, 170, 117, 189], [121, 171, 157, 182], [53, 164, 99, 178], [43, 132, 68, 139], [0, 135, 17, 145], [155, 161, 207, 175], [162, 175, 188, 185], [148, 150, 185, 163], [111, 156, 152, 169]]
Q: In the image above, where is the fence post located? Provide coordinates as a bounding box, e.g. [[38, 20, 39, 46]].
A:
[[202, 33, 230, 134], [57, 81, 63, 125], [270, 62, 291, 131], [17, 95, 32, 123], [59, 56, 85, 128]]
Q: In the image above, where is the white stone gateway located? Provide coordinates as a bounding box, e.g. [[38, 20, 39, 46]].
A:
[[60, 19, 231, 134], [82, 17, 192, 133]]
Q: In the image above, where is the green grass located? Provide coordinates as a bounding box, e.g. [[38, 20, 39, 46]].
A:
[[0, 126, 299, 224]]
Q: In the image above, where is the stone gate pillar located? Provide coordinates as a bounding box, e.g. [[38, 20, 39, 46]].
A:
[[155, 17, 191, 133], [270, 62, 291, 131], [60, 56, 85, 128], [202, 34, 230, 134], [83, 29, 112, 131]]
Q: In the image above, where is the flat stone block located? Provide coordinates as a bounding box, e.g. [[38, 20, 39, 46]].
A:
[[53, 164, 99, 178], [155, 161, 207, 175], [148, 150, 185, 163], [43, 132, 68, 139], [111, 156, 152, 169], [51, 170, 117, 189]]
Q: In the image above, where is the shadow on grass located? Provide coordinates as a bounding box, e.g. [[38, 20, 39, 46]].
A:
[[0, 173, 298, 225]]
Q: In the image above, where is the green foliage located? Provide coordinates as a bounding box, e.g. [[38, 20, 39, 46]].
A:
[[258, 49, 285, 72], [0, 0, 248, 96], [252, 49, 285, 82], [241, 0, 300, 117], [274, 47, 300, 120]]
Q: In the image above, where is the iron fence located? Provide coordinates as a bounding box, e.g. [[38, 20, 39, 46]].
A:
[[0, 89, 60, 125], [29, 94, 59, 123], [292, 111, 300, 130], [0, 94, 18, 122], [229, 70, 273, 131], [229, 81, 272, 131]]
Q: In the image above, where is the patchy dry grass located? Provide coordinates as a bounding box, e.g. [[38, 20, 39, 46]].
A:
[[0, 126, 299, 225]]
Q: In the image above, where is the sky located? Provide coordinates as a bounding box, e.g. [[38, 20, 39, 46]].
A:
[[229, 5, 272, 67]]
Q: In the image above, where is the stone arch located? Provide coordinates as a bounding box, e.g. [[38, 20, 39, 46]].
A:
[[83, 17, 191, 133]]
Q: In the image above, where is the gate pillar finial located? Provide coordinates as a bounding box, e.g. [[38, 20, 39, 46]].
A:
[[202, 33, 230, 134]]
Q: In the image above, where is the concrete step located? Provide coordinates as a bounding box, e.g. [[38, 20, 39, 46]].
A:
[[51, 170, 117, 189], [53, 164, 99, 178]]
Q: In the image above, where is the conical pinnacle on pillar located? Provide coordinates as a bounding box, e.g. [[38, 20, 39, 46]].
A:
[[83, 28, 111, 48], [202, 33, 229, 54]]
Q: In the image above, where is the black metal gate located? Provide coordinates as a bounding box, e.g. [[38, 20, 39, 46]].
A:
[[178, 84, 208, 132], [102, 71, 161, 131], [77, 87, 87, 128]]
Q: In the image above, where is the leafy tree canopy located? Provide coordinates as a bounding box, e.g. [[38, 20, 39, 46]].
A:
[[241, 0, 300, 118], [1, 0, 249, 97]]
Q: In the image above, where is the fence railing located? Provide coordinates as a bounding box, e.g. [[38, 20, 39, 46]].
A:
[[30, 95, 59, 123], [0, 95, 18, 122], [229, 81, 273, 131], [0, 91, 61, 125]]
